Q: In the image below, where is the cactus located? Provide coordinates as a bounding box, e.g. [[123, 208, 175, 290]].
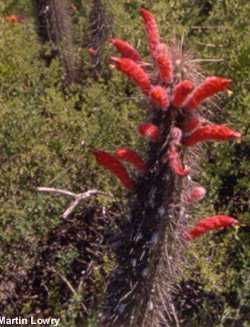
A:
[[96, 8, 240, 327], [34, 7, 241, 327], [87, 0, 112, 78], [33, 0, 80, 85]]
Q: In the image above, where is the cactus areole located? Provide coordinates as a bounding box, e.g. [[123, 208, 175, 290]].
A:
[[98, 8, 240, 327]]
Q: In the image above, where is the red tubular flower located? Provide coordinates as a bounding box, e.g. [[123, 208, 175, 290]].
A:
[[185, 215, 239, 240], [111, 38, 142, 63], [111, 57, 151, 94], [181, 115, 203, 136], [149, 85, 169, 110], [183, 186, 206, 204], [172, 80, 194, 108], [139, 8, 160, 57], [154, 43, 173, 83], [138, 123, 159, 142], [93, 150, 135, 190], [167, 146, 190, 177], [116, 148, 146, 173], [182, 124, 241, 146], [183, 77, 232, 111]]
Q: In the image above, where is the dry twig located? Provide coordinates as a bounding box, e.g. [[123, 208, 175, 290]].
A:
[[37, 187, 113, 218]]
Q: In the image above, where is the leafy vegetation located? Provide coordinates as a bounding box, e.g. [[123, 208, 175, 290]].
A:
[[0, 1, 249, 326]]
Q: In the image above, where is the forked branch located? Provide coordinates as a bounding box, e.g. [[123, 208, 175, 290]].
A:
[[37, 187, 113, 219]]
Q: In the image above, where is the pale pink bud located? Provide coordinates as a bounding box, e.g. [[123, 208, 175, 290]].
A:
[[184, 186, 206, 204]]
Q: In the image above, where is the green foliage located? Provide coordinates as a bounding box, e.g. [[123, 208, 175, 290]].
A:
[[0, 6, 142, 324], [0, 1, 249, 326], [172, 1, 250, 325]]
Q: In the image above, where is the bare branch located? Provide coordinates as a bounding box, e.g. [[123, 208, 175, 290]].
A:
[[51, 267, 78, 297], [190, 58, 224, 63], [37, 187, 77, 197], [37, 187, 113, 218]]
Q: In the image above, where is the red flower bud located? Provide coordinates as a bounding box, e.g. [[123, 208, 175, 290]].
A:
[[138, 123, 159, 142], [111, 57, 151, 94], [4, 15, 24, 23], [183, 186, 206, 204], [183, 77, 232, 111], [182, 124, 241, 146], [172, 80, 193, 108], [154, 43, 173, 83], [111, 38, 142, 63], [116, 148, 146, 173], [93, 150, 135, 190], [170, 127, 182, 145], [149, 85, 169, 109], [167, 146, 190, 177], [139, 8, 160, 57], [88, 48, 97, 56], [185, 215, 239, 240]]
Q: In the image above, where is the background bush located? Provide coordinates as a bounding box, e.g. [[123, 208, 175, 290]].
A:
[[0, 1, 249, 326]]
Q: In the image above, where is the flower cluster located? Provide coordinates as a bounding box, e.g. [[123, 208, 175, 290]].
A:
[[93, 8, 241, 239], [116, 147, 146, 173], [93, 150, 136, 190], [93, 148, 145, 190]]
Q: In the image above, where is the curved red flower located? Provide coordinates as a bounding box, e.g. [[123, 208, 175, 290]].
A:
[[149, 85, 169, 109], [140, 8, 160, 57], [181, 115, 203, 136], [111, 57, 151, 94], [167, 127, 189, 176], [154, 43, 173, 83], [138, 123, 159, 142], [111, 38, 142, 63], [93, 150, 135, 190], [172, 80, 193, 108], [185, 215, 239, 240], [182, 124, 241, 146], [116, 148, 146, 173], [167, 146, 190, 177], [183, 77, 232, 111]]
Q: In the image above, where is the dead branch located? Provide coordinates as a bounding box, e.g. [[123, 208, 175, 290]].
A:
[[37, 187, 113, 219]]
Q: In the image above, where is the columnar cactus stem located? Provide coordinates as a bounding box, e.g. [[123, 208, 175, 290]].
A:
[[98, 8, 240, 327], [87, 0, 112, 77], [35, 6, 241, 326], [33, 0, 80, 85], [101, 109, 184, 327]]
